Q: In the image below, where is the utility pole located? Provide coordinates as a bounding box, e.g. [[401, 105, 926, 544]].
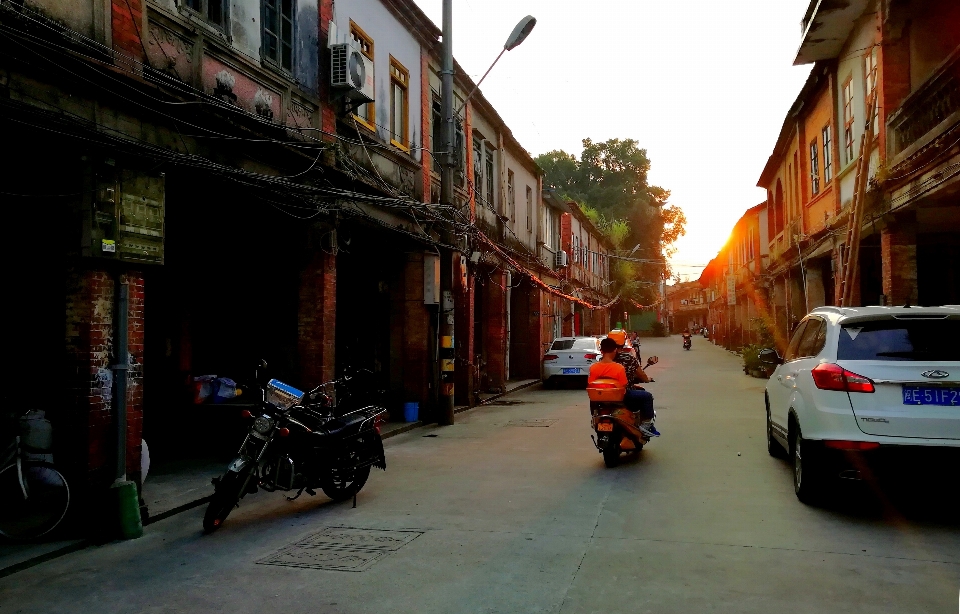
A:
[[437, 0, 456, 426]]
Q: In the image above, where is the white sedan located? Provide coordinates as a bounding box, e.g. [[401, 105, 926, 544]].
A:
[[542, 337, 601, 387]]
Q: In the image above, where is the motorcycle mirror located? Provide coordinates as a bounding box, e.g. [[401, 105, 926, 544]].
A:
[[647, 356, 659, 366]]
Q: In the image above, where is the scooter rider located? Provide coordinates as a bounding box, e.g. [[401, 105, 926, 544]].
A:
[[603, 331, 659, 436]]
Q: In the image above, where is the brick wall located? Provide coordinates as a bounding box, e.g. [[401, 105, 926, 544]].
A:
[[319, 0, 337, 142], [401, 252, 432, 407], [420, 51, 433, 203], [111, 0, 144, 63], [454, 265, 475, 405], [483, 269, 507, 390], [298, 244, 336, 387], [65, 268, 144, 487], [881, 216, 918, 305]]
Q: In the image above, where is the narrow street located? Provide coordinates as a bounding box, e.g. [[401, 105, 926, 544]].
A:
[[2, 336, 957, 613]]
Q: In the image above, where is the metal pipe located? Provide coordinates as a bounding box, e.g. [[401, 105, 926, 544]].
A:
[[437, 0, 456, 425]]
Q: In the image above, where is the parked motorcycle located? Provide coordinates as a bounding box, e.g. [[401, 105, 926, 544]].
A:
[[588, 356, 659, 468], [203, 362, 386, 533], [682, 333, 692, 350]]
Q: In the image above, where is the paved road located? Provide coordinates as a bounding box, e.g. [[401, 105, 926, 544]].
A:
[[2, 336, 958, 613]]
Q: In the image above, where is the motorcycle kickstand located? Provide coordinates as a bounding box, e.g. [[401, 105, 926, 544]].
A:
[[286, 487, 317, 501], [352, 493, 357, 509]]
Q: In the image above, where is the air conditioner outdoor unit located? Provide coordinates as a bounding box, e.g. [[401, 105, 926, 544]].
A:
[[330, 43, 374, 103], [554, 250, 568, 268]]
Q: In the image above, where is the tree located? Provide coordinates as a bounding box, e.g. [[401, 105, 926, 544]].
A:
[[536, 138, 685, 303]]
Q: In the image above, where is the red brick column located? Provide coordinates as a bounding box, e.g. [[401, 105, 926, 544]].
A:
[[319, 0, 337, 142], [298, 246, 337, 387], [64, 268, 144, 487], [454, 265, 475, 406], [420, 51, 433, 203], [483, 269, 507, 391], [402, 252, 432, 408], [881, 215, 918, 306]]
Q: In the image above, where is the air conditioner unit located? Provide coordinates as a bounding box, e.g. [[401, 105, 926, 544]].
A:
[[554, 250, 568, 268], [330, 43, 374, 103]]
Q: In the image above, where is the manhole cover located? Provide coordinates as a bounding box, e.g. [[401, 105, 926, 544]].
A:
[[506, 419, 557, 427], [257, 527, 424, 572]]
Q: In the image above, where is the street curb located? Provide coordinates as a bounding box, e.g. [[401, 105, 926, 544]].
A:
[[0, 380, 543, 578], [0, 540, 90, 579]]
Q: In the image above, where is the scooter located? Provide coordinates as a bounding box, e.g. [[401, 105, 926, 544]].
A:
[[682, 334, 692, 350], [588, 356, 659, 468]]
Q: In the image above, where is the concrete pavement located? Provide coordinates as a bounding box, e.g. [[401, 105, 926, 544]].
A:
[[1, 336, 957, 613]]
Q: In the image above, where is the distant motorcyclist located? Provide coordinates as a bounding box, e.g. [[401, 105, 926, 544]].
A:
[[682, 328, 692, 350]]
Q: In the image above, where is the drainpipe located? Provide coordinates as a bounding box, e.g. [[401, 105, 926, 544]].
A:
[[111, 279, 142, 539]]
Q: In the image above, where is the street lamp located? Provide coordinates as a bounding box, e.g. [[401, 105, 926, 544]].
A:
[[459, 15, 537, 112], [437, 6, 536, 426]]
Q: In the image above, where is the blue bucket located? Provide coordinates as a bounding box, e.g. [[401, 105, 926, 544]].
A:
[[403, 402, 419, 423]]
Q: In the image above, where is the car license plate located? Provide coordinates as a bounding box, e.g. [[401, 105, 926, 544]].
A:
[[561, 368, 580, 374], [902, 386, 960, 406], [596, 422, 613, 432]]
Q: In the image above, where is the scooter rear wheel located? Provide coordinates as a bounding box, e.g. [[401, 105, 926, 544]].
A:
[[602, 439, 620, 468]]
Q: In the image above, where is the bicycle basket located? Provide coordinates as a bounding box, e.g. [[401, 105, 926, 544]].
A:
[[265, 379, 305, 411]]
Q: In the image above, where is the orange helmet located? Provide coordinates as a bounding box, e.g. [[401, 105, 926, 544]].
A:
[[606, 330, 627, 347]]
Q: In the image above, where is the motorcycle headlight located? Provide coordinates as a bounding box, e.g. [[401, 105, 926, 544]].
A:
[[253, 415, 274, 435]]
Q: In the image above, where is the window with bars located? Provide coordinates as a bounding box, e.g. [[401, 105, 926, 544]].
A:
[[864, 48, 879, 135], [472, 137, 483, 203], [389, 58, 408, 149], [350, 22, 374, 127], [432, 96, 442, 174], [263, 0, 294, 72], [485, 150, 494, 209], [507, 170, 516, 221], [184, 0, 226, 29], [525, 186, 533, 232], [809, 140, 820, 195], [822, 125, 833, 182], [842, 78, 855, 162]]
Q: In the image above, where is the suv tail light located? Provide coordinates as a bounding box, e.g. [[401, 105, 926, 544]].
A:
[[811, 363, 875, 393], [543, 354, 558, 362]]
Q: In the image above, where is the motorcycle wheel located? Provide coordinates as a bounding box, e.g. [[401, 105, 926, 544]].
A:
[[203, 471, 249, 533], [602, 437, 620, 468], [321, 465, 371, 501]]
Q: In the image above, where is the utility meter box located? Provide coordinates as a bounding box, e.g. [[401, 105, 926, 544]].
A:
[[423, 252, 440, 305], [87, 164, 165, 264]]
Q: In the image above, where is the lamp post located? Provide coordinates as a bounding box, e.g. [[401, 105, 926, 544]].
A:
[[438, 6, 535, 425]]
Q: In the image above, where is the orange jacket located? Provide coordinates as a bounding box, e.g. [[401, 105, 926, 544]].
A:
[[588, 361, 628, 387]]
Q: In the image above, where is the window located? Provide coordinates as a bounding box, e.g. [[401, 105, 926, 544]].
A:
[[485, 150, 494, 209], [432, 95, 442, 174], [822, 125, 833, 182], [350, 22, 374, 127], [864, 48, 879, 134], [783, 320, 809, 362], [525, 186, 533, 232], [389, 58, 408, 149], [472, 137, 483, 203], [263, 0, 294, 72], [507, 170, 516, 221], [796, 318, 826, 358], [842, 78, 854, 162], [184, 0, 226, 28], [809, 140, 820, 195], [838, 319, 960, 361]]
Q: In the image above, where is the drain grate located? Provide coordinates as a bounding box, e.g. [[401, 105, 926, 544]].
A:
[[506, 419, 557, 427], [486, 399, 526, 406], [257, 527, 424, 572]]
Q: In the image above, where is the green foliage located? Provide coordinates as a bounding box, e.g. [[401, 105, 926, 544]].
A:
[[750, 317, 776, 349], [535, 138, 686, 303], [650, 321, 667, 337], [742, 344, 763, 372]]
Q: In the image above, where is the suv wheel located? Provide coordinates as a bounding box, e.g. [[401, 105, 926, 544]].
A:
[[792, 424, 824, 504], [766, 408, 786, 459]]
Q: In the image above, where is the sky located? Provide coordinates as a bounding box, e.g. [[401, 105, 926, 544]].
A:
[[412, 0, 814, 281]]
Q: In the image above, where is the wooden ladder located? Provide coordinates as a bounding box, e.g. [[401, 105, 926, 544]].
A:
[[838, 92, 878, 307]]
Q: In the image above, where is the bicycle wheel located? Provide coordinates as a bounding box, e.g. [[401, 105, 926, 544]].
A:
[[0, 461, 70, 540]]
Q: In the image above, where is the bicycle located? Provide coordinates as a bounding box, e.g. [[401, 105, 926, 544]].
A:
[[0, 414, 71, 540]]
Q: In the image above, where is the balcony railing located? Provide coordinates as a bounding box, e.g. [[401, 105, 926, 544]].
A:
[[888, 46, 960, 157]]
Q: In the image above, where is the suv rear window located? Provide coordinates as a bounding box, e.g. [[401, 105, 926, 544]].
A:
[[550, 339, 598, 351], [838, 318, 960, 361]]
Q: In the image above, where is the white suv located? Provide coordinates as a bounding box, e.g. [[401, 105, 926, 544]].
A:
[[761, 306, 960, 503]]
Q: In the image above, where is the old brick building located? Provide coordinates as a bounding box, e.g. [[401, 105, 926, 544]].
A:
[[0, 0, 611, 525]]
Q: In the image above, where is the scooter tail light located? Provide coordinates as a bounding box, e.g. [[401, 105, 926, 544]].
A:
[[240, 410, 253, 418], [278, 427, 290, 437]]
